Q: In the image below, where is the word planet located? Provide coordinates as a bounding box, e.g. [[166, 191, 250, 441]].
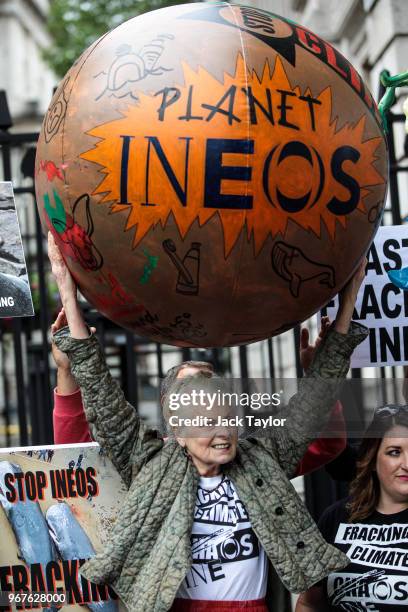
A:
[[35, 3, 387, 347]]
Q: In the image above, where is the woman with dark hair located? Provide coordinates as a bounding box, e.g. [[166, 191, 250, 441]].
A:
[[296, 406, 408, 611]]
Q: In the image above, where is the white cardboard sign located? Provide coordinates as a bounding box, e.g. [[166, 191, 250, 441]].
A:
[[321, 225, 408, 368]]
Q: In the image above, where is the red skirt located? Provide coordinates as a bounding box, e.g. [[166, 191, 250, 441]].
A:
[[170, 599, 268, 611]]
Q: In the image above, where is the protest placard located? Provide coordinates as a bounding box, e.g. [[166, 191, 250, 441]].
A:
[[0, 444, 127, 611], [321, 225, 408, 368], [0, 182, 34, 318]]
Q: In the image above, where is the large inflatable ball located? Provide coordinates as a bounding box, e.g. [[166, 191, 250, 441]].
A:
[[35, 3, 387, 347]]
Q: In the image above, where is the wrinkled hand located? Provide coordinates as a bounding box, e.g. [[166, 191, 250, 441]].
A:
[[51, 308, 96, 365], [48, 232, 77, 306], [300, 316, 331, 372], [51, 308, 70, 369], [48, 232, 89, 339]]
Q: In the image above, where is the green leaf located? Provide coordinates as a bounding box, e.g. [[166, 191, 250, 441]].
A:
[[43, 0, 192, 77]]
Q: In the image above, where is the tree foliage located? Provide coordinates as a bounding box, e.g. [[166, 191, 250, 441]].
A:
[[44, 0, 190, 77]]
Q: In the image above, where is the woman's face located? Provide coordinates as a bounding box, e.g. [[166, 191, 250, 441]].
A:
[[181, 429, 238, 477], [376, 424, 408, 509], [176, 402, 239, 477], [170, 367, 239, 476]]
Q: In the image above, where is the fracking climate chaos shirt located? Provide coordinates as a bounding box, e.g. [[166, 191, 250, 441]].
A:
[[176, 474, 268, 601], [319, 498, 408, 610]]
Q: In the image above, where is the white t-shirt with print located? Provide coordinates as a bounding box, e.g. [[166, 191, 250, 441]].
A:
[[177, 474, 268, 601]]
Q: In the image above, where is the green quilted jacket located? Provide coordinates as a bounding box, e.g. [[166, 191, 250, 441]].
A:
[[54, 322, 367, 611]]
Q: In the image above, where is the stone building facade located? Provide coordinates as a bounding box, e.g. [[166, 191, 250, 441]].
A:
[[0, 0, 56, 130]]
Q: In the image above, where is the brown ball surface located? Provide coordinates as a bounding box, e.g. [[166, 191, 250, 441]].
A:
[[35, 3, 387, 347]]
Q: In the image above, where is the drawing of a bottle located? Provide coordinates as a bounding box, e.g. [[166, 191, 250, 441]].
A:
[[162, 239, 201, 295]]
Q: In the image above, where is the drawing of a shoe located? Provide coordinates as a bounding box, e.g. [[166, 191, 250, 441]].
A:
[[271, 241, 335, 298]]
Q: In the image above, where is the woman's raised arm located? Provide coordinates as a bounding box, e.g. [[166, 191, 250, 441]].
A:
[[255, 259, 367, 477], [48, 233, 163, 486]]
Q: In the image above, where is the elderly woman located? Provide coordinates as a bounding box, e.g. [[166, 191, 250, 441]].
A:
[[48, 233, 367, 612], [296, 405, 408, 611]]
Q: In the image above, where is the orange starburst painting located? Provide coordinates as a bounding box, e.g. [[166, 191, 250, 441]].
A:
[[81, 55, 385, 256]]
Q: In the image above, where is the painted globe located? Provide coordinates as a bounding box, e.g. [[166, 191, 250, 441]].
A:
[[35, 2, 387, 347]]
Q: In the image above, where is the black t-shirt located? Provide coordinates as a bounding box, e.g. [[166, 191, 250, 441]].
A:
[[319, 498, 408, 611]]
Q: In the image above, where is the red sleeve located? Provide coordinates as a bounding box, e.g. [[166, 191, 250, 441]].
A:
[[53, 388, 92, 444], [294, 400, 346, 477]]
